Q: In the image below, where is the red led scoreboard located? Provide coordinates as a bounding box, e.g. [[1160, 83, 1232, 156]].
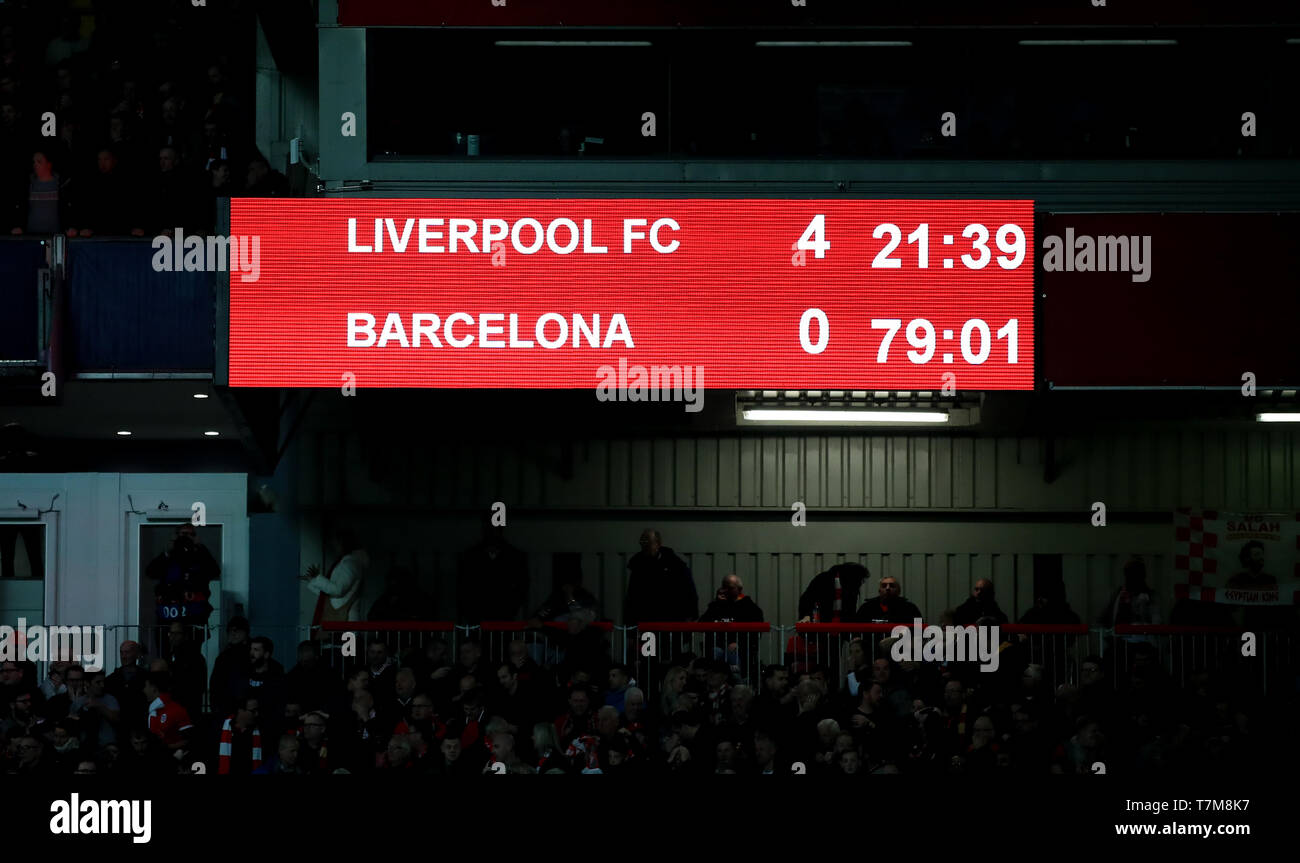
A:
[[228, 199, 1035, 390]]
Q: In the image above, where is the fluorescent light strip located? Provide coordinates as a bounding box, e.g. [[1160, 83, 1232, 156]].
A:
[[743, 409, 949, 424], [1257, 413, 1300, 422], [1019, 40, 1177, 46], [755, 41, 912, 47], [494, 41, 652, 47], [1288, 39, 1300, 44]]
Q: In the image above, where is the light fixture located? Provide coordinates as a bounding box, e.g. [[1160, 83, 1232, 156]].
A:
[[203, 431, 220, 436], [116, 430, 131, 436], [756, 41, 912, 47], [494, 41, 652, 47], [1019, 40, 1177, 46], [1257, 412, 1300, 422], [742, 409, 949, 424], [193, 393, 209, 399]]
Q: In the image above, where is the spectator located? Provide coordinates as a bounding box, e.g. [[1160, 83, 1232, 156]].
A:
[[253, 734, 305, 775], [658, 666, 688, 719], [530, 565, 601, 625], [230, 637, 286, 734], [209, 616, 251, 718], [144, 523, 219, 632], [162, 622, 207, 721], [389, 667, 417, 721], [434, 735, 475, 777], [798, 562, 868, 623], [702, 660, 731, 727], [69, 670, 121, 751], [752, 731, 780, 775], [217, 695, 263, 775], [144, 671, 194, 762], [106, 641, 148, 730], [1019, 584, 1082, 625], [552, 608, 609, 685], [554, 685, 594, 749], [9, 734, 54, 776], [1056, 715, 1109, 774], [1, 687, 48, 740], [121, 728, 172, 777], [456, 520, 529, 623], [868, 658, 915, 720], [0, 661, 24, 710], [700, 574, 764, 623], [603, 663, 635, 715], [394, 693, 444, 742], [7, 149, 72, 235], [953, 579, 1010, 625], [285, 640, 333, 713], [1099, 556, 1161, 626], [700, 574, 764, 674], [39, 660, 72, 703], [302, 527, 370, 626], [857, 576, 924, 625], [378, 733, 416, 770], [364, 639, 399, 702], [530, 721, 565, 772], [490, 662, 541, 732], [444, 676, 489, 749], [242, 152, 288, 197], [940, 679, 974, 755], [68, 146, 143, 235], [624, 528, 698, 626], [298, 710, 331, 774]]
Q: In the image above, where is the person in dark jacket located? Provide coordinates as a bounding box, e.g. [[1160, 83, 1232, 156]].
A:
[[798, 563, 868, 623], [856, 576, 923, 624], [145, 523, 220, 631], [700, 575, 765, 676], [456, 523, 529, 624], [699, 575, 765, 623], [624, 529, 697, 625], [953, 579, 1010, 625], [208, 617, 250, 719]]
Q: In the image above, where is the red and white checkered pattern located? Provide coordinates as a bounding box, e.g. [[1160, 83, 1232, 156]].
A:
[[1173, 508, 1219, 601]]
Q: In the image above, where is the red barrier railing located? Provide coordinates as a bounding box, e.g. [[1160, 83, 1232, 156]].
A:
[[480, 620, 615, 631], [319, 621, 455, 631]]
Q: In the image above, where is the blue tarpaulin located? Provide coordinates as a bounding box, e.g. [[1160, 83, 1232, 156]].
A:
[[0, 239, 47, 362], [67, 240, 215, 371]]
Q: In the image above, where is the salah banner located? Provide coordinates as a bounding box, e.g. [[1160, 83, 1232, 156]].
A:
[[1173, 509, 1300, 606]]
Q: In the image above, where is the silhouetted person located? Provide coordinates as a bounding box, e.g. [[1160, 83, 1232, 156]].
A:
[[953, 579, 1009, 625], [456, 522, 529, 623], [624, 529, 697, 625]]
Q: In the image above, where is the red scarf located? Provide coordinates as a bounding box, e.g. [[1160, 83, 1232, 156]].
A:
[[218, 717, 262, 774]]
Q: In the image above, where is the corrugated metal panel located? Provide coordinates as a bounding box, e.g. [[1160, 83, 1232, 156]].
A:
[[314, 429, 1300, 511]]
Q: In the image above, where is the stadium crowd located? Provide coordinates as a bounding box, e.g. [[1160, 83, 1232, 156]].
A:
[[0, 0, 281, 238], [1, 546, 1287, 777]]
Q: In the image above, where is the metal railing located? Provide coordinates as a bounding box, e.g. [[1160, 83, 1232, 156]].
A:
[[75, 622, 1295, 719]]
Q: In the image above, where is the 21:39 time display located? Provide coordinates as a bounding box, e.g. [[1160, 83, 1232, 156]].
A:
[[796, 216, 1028, 270]]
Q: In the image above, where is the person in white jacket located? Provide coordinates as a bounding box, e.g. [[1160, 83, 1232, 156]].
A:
[[300, 528, 371, 625]]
